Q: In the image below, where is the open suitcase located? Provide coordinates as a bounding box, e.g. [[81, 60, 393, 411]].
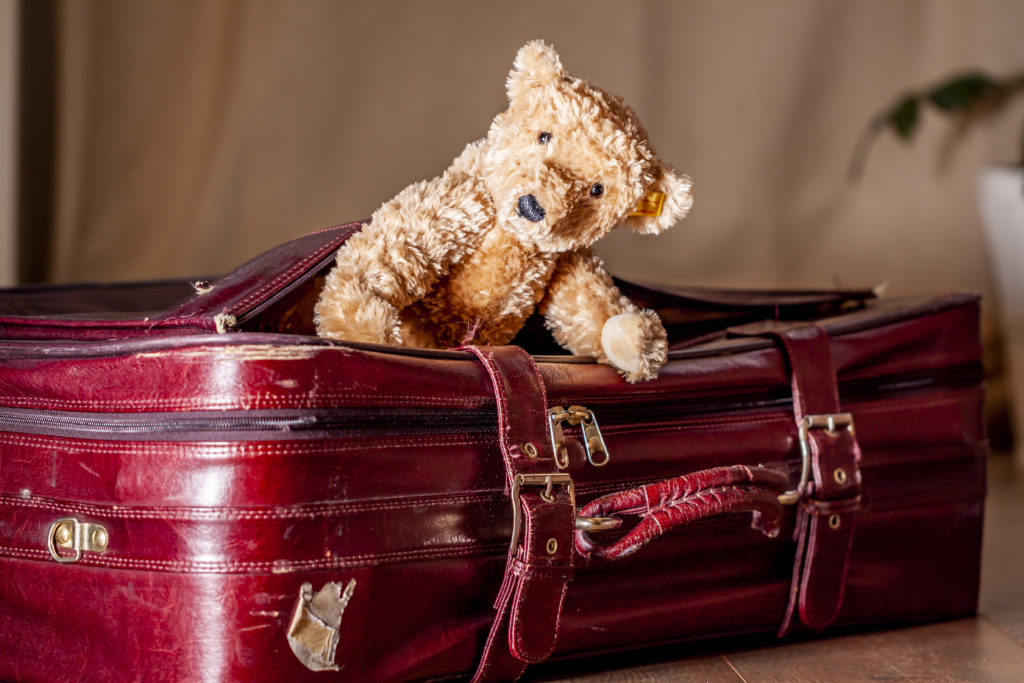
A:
[[0, 224, 986, 681]]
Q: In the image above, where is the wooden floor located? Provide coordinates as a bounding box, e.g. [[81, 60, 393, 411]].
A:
[[553, 455, 1024, 682]]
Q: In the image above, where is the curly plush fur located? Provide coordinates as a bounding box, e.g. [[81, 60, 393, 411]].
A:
[[315, 41, 693, 382]]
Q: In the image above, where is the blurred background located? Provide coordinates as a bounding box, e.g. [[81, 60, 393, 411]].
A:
[[1, 0, 1023, 460]]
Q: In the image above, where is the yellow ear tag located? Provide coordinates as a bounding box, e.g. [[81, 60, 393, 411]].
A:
[[629, 191, 666, 218]]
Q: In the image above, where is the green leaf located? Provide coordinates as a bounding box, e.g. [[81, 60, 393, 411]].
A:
[[887, 96, 919, 140], [927, 72, 1001, 112]]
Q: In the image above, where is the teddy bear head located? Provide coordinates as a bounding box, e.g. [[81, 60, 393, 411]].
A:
[[482, 40, 693, 254]]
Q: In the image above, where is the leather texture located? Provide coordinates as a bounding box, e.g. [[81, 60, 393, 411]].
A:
[[0, 225, 987, 682]]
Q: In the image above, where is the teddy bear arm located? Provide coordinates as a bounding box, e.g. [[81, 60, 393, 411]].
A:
[[540, 251, 624, 359], [314, 256, 405, 344], [315, 174, 490, 345], [540, 251, 667, 382]]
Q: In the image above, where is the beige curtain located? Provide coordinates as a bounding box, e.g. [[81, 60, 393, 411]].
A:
[[52, 0, 1023, 295]]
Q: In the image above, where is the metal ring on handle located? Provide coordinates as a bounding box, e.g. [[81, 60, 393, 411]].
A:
[[574, 515, 623, 533]]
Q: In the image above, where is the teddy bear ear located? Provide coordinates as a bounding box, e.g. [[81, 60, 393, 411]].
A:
[[506, 40, 566, 102], [622, 167, 694, 235]]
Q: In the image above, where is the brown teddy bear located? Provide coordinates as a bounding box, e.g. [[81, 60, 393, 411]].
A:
[[314, 40, 693, 382]]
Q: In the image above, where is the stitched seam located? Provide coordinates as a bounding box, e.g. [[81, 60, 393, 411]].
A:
[[653, 485, 758, 516], [473, 581, 516, 682], [799, 516, 822, 624], [512, 498, 542, 663], [0, 394, 489, 411], [799, 514, 855, 627], [0, 371, 976, 414], [509, 562, 571, 581], [512, 574, 532, 660], [524, 352, 551, 443], [304, 222, 364, 237], [551, 578, 570, 657], [467, 348, 513, 463], [779, 510, 810, 635], [837, 351, 982, 383], [553, 353, 981, 402], [511, 574, 562, 664], [0, 541, 506, 573], [0, 432, 491, 456], [485, 352, 512, 459], [601, 392, 977, 441], [604, 414, 788, 434], [0, 491, 498, 520], [842, 392, 978, 415], [228, 225, 360, 313]]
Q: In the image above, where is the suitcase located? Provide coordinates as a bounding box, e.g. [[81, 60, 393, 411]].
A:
[[0, 223, 986, 681]]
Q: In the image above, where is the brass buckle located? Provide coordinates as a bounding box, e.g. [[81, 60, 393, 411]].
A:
[[508, 473, 575, 556], [778, 413, 855, 506]]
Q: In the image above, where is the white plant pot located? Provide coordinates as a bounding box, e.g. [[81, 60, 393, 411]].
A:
[[979, 165, 1024, 468]]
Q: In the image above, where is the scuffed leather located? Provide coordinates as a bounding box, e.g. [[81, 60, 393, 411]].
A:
[[575, 465, 790, 560]]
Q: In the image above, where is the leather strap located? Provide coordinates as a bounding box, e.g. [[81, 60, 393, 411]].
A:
[[730, 322, 863, 635], [460, 345, 574, 682], [575, 465, 789, 561]]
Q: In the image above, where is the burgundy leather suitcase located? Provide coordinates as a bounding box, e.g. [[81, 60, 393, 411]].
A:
[[0, 224, 986, 681]]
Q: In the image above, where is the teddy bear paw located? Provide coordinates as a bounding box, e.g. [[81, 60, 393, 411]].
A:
[[600, 310, 668, 383]]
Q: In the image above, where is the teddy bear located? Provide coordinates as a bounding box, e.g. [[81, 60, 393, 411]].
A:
[[314, 40, 693, 382]]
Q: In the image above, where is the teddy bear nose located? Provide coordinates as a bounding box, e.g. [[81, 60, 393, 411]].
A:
[[516, 194, 546, 223]]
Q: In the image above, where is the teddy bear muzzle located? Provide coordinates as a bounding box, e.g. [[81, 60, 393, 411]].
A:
[[516, 194, 546, 223]]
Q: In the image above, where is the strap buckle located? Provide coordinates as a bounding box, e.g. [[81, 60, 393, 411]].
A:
[[508, 473, 575, 556], [778, 413, 855, 505]]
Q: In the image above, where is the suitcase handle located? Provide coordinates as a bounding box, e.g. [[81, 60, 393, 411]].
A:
[[574, 465, 790, 560]]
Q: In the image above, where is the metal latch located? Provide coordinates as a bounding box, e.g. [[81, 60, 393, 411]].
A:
[[47, 518, 109, 564], [548, 405, 610, 469]]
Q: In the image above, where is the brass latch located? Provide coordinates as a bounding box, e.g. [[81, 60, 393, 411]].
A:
[[548, 405, 610, 469], [47, 518, 109, 564]]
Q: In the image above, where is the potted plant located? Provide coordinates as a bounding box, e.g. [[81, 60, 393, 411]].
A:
[[851, 70, 1024, 468]]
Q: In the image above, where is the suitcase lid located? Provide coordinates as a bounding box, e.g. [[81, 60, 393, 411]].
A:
[[0, 222, 881, 344]]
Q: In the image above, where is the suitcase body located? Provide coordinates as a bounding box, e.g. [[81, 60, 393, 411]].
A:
[[0, 225, 986, 681]]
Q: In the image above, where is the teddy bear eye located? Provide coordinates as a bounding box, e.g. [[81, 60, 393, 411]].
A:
[[590, 183, 604, 198], [538, 132, 552, 144]]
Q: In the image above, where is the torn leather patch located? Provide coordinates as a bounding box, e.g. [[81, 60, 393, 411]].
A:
[[287, 579, 356, 671]]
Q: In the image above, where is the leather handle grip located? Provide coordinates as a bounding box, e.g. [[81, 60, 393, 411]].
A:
[[575, 465, 790, 561]]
